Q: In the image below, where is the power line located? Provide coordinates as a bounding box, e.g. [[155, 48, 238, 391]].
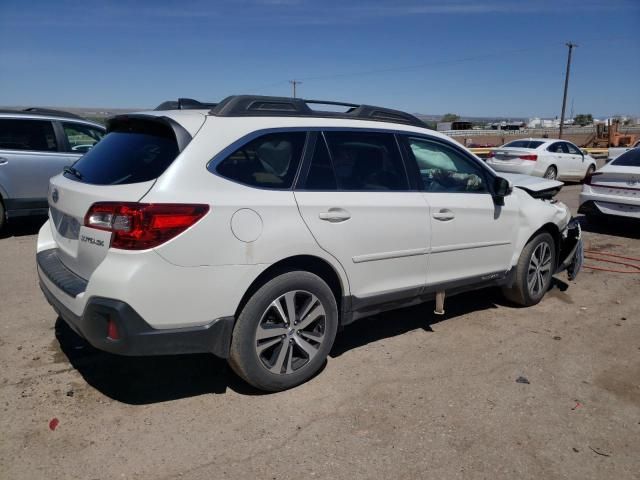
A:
[[297, 46, 540, 83], [251, 45, 545, 92], [559, 42, 577, 139]]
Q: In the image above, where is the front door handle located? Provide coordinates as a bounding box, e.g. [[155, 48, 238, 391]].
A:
[[319, 208, 351, 223], [0, 157, 8, 166], [432, 209, 455, 221]]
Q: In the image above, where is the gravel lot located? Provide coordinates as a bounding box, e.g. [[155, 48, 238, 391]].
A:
[[1, 184, 639, 480]]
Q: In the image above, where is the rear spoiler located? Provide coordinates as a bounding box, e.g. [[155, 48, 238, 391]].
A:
[[106, 114, 192, 152]]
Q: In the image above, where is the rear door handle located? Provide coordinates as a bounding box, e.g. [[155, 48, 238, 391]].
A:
[[432, 209, 455, 221], [0, 157, 8, 165], [319, 208, 351, 223]]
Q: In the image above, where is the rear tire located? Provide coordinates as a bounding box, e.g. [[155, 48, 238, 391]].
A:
[[229, 271, 338, 392], [502, 232, 556, 307], [543, 166, 557, 180]]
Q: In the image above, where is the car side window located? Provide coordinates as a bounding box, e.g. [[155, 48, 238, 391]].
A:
[[0, 119, 58, 152], [404, 136, 487, 193], [565, 142, 581, 155], [548, 142, 568, 154], [62, 122, 104, 153], [323, 131, 409, 191], [216, 132, 306, 189], [301, 134, 337, 190]]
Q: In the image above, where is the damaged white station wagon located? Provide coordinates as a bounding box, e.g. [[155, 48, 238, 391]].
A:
[[36, 96, 583, 391]]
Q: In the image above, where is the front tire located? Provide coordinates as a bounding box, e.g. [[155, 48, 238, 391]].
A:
[[583, 164, 596, 182], [229, 271, 338, 391], [502, 232, 556, 307]]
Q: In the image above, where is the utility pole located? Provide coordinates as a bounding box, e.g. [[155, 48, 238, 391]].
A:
[[289, 80, 302, 98], [559, 42, 577, 139]]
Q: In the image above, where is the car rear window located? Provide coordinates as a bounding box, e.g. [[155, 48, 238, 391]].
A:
[[612, 148, 640, 167], [503, 140, 544, 149], [66, 120, 179, 185]]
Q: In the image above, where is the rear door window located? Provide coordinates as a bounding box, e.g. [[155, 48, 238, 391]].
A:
[[216, 132, 307, 189], [299, 134, 337, 190], [62, 122, 104, 153], [66, 120, 179, 185], [323, 131, 409, 191], [0, 119, 58, 152]]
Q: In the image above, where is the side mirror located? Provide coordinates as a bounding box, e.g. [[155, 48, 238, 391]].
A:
[[492, 176, 512, 205], [493, 176, 512, 197]]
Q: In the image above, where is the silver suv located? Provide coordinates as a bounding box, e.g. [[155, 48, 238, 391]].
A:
[[0, 108, 105, 230]]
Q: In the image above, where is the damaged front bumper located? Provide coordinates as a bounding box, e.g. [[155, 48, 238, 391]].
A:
[[556, 218, 583, 281]]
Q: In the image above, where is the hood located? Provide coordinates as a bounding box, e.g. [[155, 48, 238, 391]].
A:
[[498, 173, 563, 199]]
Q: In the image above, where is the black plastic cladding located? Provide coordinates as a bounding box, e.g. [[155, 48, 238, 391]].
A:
[[154, 98, 218, 111], [205, 95, 428, 128]]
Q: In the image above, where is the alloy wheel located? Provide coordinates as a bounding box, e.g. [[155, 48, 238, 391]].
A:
[[527, 241, 553, 297], [255, 290, 327, 375], [544, 167, 557, 180]]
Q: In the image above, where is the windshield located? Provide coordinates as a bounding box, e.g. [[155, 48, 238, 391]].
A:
[[503, 140, 544, 149], [65, 122, 179, 185], [612, 148, 640, 167]]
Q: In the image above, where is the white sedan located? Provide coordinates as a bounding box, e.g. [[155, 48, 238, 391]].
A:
[[579, 148, 640, 219], [486, 138, 597, 181]]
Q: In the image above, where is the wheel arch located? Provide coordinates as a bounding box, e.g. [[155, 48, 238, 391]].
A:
[[528, 222, 561, 267], [234, 254, 347, 322]]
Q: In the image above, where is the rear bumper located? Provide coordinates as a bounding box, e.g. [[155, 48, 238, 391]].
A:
[[40, 279, 234, 358], [579, 192, 640, 219], [486, 160, 536, 176]]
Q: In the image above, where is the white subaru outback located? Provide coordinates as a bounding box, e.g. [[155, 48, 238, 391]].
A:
[[37, 96, 583, 391]]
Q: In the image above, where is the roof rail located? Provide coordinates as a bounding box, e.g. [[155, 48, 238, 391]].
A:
[[154, 98, 218, 111], [209, 95, 427, 128], [21, 107, 85, 120]]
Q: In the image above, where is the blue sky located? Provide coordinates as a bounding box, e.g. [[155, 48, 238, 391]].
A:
[[1, 0, 638, 117]]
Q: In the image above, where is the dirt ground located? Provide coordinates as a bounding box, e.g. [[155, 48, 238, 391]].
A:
[[1, 184, 639, 480]]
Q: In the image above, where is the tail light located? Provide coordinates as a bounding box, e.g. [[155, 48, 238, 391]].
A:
[[518, 154, 538, 161], [84, 203, 209, 250]]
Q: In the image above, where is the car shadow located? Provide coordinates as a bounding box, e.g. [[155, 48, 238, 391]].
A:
[[578, 215, 640, 240], [332, 287, 502, 355], [54, 318, 261, 404], [0, 215, 47, 239], [54, 289, 502, 404]]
